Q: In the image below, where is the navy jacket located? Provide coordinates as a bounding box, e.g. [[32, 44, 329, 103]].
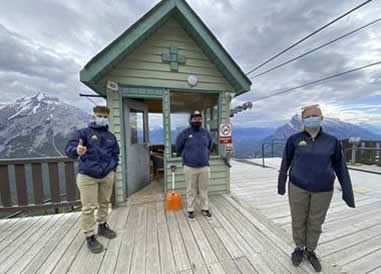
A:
[[65, 122, 120, 179], [278, 129, 355, 208], [176, 127, 212, 168]]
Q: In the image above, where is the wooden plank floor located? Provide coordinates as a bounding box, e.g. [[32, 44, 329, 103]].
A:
[[231, 160, 381, 274], [0, 199, 336, 273], [0, 160, 379, 273]]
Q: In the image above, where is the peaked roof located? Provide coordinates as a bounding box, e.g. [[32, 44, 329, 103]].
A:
[[80, 0, 252, 95]]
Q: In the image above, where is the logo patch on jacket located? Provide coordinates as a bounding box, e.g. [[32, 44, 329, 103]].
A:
[[91, 135, 98, 140], [188, 134, 193, 138], [298, 140, 307, 146]]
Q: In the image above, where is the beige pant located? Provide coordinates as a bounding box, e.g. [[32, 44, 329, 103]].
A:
[[289, 183, 333, 250], [184, 166, 209, 212], [77, 171, 115, 237]]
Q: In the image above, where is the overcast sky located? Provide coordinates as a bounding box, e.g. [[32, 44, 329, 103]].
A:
[[0, 0, 380, 130]]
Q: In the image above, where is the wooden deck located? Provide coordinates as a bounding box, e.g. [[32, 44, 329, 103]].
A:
[[0, 160, 380, 273], [232, 159, 381, 274]]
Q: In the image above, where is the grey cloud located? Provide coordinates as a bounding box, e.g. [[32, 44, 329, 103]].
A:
[[0, 24, 81, 83], [0, 0, 380, 126], [293, 51, 350, 77]]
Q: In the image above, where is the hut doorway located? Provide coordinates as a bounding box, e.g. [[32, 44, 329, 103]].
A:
[[123, 97, 165, 198]]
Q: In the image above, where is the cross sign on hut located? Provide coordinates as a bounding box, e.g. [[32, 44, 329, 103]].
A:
[[162, 47, 186, 71]]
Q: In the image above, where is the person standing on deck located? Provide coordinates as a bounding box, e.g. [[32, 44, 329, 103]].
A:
[[65, 106, 119, 254], [176, 110, 213, 220], [278, 104, 355, 272]]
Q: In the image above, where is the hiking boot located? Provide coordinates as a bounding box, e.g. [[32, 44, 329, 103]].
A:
[[98, 223, 117, 239], [291, 247, 304, 266], [201, 210, 212, 218], [86, 235, 103, 254], [305, 249, 322, 272], [188, 211, 195, 221]]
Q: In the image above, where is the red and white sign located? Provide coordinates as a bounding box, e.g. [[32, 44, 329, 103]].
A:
[[219, 123, 232, 144]]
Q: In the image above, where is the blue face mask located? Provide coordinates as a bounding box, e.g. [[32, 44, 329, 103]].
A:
[[303, 116, 322, 128], [95, 117, 109, 127]]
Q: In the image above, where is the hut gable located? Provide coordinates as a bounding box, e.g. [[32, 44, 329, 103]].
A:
[[80, 0, 251, 95], [103, 18, 233, 92]]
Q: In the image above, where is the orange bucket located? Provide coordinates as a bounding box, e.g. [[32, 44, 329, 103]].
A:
[[165, 165, 183, 211]]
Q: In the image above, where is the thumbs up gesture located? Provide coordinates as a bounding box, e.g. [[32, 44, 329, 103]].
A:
[[76, 139, 87, 156]]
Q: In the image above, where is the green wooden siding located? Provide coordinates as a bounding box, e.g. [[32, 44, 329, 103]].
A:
[[102, 18, 233, 92], [120, 86, 165, 98], [106, 89, 125, 203], [165, 158, 229, 195]]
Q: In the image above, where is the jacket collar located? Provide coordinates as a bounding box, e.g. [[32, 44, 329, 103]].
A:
[[189, 126, 202, 132], [303, 127, 323, 138], [88, 122, 108, 131]]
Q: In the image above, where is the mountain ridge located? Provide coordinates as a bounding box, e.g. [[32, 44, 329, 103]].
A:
[[1, 93, 380, 159], [233, 114, 381, 159], [0, 92, 90, 158]]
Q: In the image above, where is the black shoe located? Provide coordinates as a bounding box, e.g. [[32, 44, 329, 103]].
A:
[[86, 235, 104, 254], [305, 249, 322, 272], [291, 248, 304, 266], [188, 211, 195, 221], [98, 223, 117, 239], [201, 210, 212, 218]]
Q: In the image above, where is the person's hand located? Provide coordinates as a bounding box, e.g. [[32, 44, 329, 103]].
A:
[[278, 184, 286, 195], [76, 139, 87, 156]]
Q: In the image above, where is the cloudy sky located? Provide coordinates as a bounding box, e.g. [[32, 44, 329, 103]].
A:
[[0, 0, 380, 131]]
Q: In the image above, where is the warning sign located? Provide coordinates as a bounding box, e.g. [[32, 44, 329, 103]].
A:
[[219, 123, 232, 144]]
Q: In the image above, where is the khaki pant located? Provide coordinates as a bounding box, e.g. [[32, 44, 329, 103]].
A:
[[289, 183, 333, 250], [184, 166, 209, 212], [77, 171, 115, 237]]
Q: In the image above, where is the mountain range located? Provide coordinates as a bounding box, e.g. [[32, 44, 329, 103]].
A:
[[0, 93, 89, 158], [0, 93, 380, 159], [234, 114, 381, 159]]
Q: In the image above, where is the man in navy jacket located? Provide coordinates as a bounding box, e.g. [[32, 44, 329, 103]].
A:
[[176, 110, 212, 220], [65, 105, 119, 253], [278, 105, 355, 272]]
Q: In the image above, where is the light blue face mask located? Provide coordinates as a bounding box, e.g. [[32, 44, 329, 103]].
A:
[[95, 117, 109, 127], [303, 116, 322, 128]]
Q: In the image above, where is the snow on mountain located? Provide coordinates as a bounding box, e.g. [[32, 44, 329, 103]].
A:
[[0, 92, 91, 159], [233, 114, 381, 159]]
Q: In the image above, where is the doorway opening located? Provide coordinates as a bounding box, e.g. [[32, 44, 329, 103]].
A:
[[123, 97, 165, 203]]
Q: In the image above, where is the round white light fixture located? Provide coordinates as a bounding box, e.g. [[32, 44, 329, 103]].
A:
[[187, 75, 198, 87]]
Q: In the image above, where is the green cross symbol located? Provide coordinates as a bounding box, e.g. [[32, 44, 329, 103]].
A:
[[161, 47, 186, 72]]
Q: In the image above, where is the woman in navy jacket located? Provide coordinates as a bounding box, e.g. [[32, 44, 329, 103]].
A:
[[278, 105, 355, 272]]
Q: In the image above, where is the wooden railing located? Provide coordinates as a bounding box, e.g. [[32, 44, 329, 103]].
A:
[[0, 157, 81, 213], [342, 140, 381, 166]]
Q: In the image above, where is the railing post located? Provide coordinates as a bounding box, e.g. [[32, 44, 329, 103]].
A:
[[64, 161, 76, 202], [0, 165, 12, 207], [31, 163, 44, 205], [15, 164, 28, 206], [48, 163, 60, 203]]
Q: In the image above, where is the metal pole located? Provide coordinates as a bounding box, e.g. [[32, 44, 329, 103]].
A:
[[271, 140, 274, 158], [262, 144, 265, 168], [351, 144, 357, 164]]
